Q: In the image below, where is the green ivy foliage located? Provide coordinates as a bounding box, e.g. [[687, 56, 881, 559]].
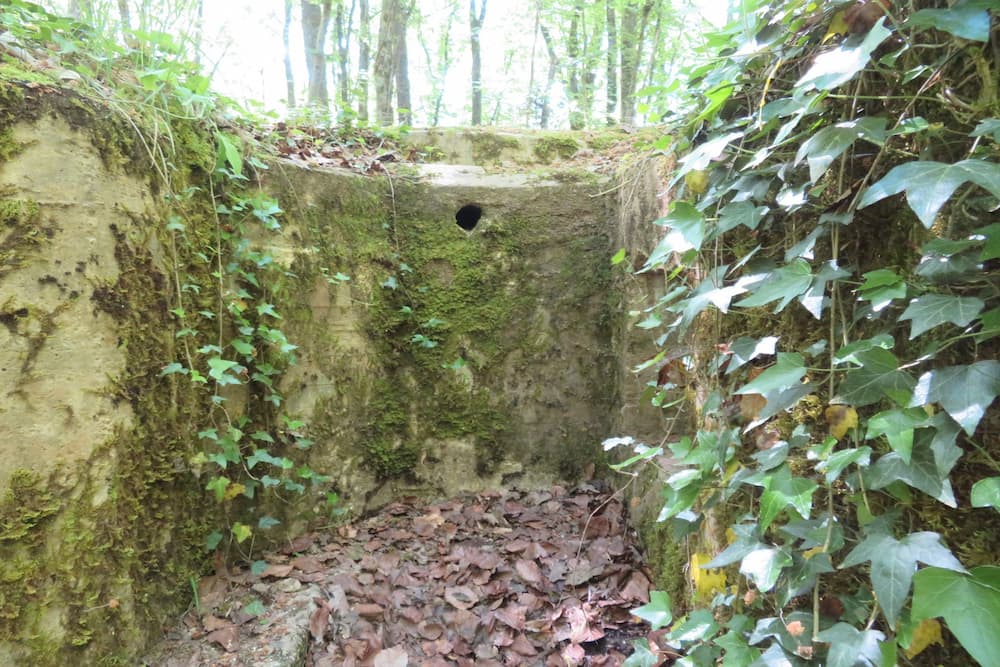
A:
[[620, 1, 1000, 665]]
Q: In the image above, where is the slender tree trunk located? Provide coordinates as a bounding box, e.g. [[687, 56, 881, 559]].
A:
[[605, 0, 617, 125], [525, 3, 540, 126], [283, 0, 297, 108], [117, 0, 131, 39], [469, 0, 487, 126], [642, 3, 664, 94], [619, 0, 652, 125], [374, 0, 409, 125], [539, 24, 558, 129], [357, 0, 370, 120], [420, 0, 456, 127], [565, 2, 582, 129], [334, 0, 355, 109], [301, 0, 332, 109], [396, 34, 411, 125]]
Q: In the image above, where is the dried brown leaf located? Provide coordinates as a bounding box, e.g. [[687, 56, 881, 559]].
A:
[[444, 585, 479, 610]]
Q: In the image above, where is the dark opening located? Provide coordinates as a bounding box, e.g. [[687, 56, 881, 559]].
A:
[[455, 204, 483, 231]]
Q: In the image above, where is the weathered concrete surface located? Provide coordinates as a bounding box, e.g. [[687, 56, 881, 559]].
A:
[[262, 159, 619, 515], [0, 116, 142, 490]]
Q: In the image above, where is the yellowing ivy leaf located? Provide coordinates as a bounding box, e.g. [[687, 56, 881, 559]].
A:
[[231, 522, 252, 544], [904, 618, 943, 659], [691, 552, 727, 600], [825, 405, 858, 440], [223, 482, 245, 501]]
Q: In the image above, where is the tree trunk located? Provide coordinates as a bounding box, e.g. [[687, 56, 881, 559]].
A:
[[539, 24, 558, 129], [396, 33, 411, 125], [301, 0, 332, 109], [374, 0, 410, 124], [192, 0, 204, 65], [619, 0, 652, 125], [334, 0, 355, 108], [420, 0, 457, 127], [283, 0, 297, 108], [117, 0, 131, 37], [565, 2, 582, 129], [469, 0, 487, 126], [605, 0, 617, 125], [357, 0, 370, 120]]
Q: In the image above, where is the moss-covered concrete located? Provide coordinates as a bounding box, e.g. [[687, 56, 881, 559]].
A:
[[0, 77, 218, 665], [260, 159, 620, 513]]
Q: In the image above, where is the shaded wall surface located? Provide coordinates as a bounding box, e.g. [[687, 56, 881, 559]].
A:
[[0, 83, 663, 663]]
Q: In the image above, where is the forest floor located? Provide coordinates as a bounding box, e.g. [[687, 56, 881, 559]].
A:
[[144, 482, 662, 667]]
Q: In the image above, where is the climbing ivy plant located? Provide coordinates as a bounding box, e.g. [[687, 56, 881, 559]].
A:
[[619, 1, 1000, 665]]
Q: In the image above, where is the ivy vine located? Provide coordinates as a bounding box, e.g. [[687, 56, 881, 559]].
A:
[[618, 1, 1000, 665]]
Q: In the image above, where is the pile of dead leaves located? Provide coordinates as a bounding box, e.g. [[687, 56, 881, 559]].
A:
[[251, 123, 419, 175], [304, 484, 654, 666], [150, 483, 667, 667]]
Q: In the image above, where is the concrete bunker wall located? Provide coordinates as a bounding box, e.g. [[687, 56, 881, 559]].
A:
[[0, 88, 662, 662]]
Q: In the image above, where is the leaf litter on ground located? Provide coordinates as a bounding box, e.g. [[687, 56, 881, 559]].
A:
[[147, 482, 668, 666]]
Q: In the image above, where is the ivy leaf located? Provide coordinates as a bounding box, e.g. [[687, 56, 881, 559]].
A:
[[865, 408, 930, 463], [815, 623, 884, 667], [646, 203, 706, 264], [231, 521, 252, 544], [676, 131, 743, 178], [797, 19, 892, 90], [736, 353, 806, 396], [622, 639, 659, 667], [907, 3, 991, 42], [799, 260, 851, 319], [972, 118, 1000, 142], [815, 446, 872, 484], [834, 348, 915, 407], [977, 222, 1000, 261], [215, 131, 243, 177], [718, 200, 769, 234], [911, 566, 1000, 667], [910, 361, 1000, 435], [230, 338, 254, 356], [631, 590, 672, 630], [736, 260, 813, 313], [833, 334, 895, 364], [899, 294, 984, 339], [750, 643, 795, 667], [724, 336, 779, 374], [971, 477, 1000, 510], [866, 440, 956, 506], [856, 269, 906, 312], [207, 357, 242, 385], [715, 627, 761, 666], [740, 546, 793, 592], [759, 466, 817, 530], [705, 524, 762, 568], [668, 265, 745, 329], [859, 159, 1000, 228], [206, 476, 230, 502], [795, 117, 887, 183], [841, 531, 965, 628], [159, 362, 187, 376]]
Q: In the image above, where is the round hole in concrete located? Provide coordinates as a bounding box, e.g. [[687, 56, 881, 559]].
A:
[[455, 204, 483, 231]]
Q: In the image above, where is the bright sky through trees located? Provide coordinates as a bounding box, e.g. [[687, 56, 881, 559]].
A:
[[42, 0, 727, 127]]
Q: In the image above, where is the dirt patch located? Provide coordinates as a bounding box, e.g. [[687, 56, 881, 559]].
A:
[[147, 483, 662, 666]]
